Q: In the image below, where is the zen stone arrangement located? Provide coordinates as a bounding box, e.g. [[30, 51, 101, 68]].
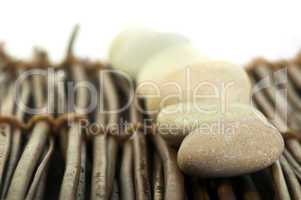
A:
[[0, 27, 299, 199]]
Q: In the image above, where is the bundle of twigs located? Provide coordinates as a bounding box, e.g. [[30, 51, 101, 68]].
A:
[[0, 28, 184, 200], [247, 55, 301, 200]]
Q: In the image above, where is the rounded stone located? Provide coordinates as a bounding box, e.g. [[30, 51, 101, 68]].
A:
[[138, 43, 208, 85], [157, 103, 266, 147], [177, 104, 284, 177], [137, 60, 251, 114], [109, 29, 189, 77]]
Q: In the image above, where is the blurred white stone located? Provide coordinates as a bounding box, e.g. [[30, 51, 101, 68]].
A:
[[109, 28, 189, 77]]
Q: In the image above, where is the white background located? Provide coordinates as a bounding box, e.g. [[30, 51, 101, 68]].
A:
[[0, 0, 301, 66]]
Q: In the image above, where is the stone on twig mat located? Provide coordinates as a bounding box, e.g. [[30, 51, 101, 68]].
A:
[[177, 104, 284, 177], [109, 28, 189, 77], [138, 60, 251, 114], [157, 103, 256, 147], [138, 43, 208, 85]]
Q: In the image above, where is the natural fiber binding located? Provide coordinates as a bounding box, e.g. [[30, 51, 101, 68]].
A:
[[0, 112, 146, 139], [0, 115, 25, 130], [0, 112, 87, 132], [245, 57, 271, 73], [271, 60, 289, 70]]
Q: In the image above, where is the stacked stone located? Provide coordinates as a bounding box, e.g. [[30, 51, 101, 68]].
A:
[[109, 29, 284, 178]]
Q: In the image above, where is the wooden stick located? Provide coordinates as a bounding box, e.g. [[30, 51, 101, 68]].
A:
[[103, 70, 119, 199], [25, 138, 54, 199], [60, 123, 82, 199], [129, 93, 151, 200], [76, 141, 87, 200], [0, 84, 15, 190], [271, 160, 291, 199], [60, 27, 89, 199], [280, 155, 301, 199], [33, 166, 48, 200], [132, 129, 151, 200], [7, 69, 50, 200], [120, 139, 135, 200], [152, 153, 164, 200], [1, 80, 30, 198], [287, 64, 301, 89], [283, 149, 301, 180], [91, 129, 107, 200], [152, 133, 185, 200]]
